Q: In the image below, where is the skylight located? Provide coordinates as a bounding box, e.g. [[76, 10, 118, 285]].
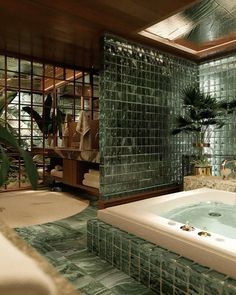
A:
[[138, 0, 236, 57], [143, 12, 194, 41]]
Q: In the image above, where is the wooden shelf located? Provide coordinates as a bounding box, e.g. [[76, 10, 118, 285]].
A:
[[73, 183, 99, 196], [50, 158, 100, 197], [52, 176, 99, 196]]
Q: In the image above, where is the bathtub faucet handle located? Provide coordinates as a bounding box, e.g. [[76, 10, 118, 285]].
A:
[[198, 227, 211, 237], [180, 221, 195, 231]]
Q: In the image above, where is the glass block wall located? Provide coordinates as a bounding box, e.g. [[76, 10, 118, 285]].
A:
[[100, 34, 198, 200], [199, 54, 236, 175]]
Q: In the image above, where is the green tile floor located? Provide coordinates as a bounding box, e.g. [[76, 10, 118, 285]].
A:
[[15, 195, 155, 295]]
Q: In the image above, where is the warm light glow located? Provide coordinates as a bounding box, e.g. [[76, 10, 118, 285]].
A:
[[139, 30, 197, 54], [139, 29, 236, 56], [139, 2, 236, 57], [198, 38, 236, 53], [44, 71, 82, 91], [144, 12, 194, 40]]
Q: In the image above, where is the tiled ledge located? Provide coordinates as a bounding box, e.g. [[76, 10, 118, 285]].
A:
[[87, 219, 236, 295], [184, 176, 236, 192]]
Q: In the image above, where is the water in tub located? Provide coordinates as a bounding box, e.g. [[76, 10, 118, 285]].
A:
[[161, 201, 236, 239]]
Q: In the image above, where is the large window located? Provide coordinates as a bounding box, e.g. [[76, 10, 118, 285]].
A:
[[0, 55, 99, 190]]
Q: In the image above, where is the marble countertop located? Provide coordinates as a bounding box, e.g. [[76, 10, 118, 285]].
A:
[[0, 220, 80, 295], [184, 175, 236, 192]]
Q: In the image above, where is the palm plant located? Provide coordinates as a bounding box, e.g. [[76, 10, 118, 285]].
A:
[[172, 86, 236, 140], [0, 91, 38, 188], [172, 86, 236, 166], [0, 124, 38, 188], [22, 93, 65, 139]]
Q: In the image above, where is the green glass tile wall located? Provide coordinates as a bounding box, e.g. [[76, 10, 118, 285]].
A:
[[100, 34, 198, 200], [88, 219, 236, 295], [199, 54, 236, 175]]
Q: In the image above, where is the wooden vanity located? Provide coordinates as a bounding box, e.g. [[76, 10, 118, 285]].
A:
[[33, 147, 100, 196]]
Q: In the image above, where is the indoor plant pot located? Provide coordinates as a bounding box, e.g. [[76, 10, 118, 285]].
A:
[[172, 86, 236, 176]]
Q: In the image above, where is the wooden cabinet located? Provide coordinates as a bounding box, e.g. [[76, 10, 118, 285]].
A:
[[63, 159, 78, 186], [33, 147, 100, 196]]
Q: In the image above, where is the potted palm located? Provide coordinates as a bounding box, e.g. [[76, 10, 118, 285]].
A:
[[22, 93, 65, 146], [172, 86, 236, 175]]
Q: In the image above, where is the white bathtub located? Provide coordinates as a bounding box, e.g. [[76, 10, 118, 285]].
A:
[[98, 188, 236, 279]]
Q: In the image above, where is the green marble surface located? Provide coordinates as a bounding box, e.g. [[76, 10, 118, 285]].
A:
[[16, 204, 154, 295], [88, 218, 236, 295]]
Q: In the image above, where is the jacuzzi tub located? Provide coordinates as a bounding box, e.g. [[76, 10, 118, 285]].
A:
[[98, 188, 236, 278]]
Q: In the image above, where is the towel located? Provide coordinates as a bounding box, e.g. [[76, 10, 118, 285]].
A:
[[50, 169, 63, 178], [62, 114, 73, 137], [82, 179, 99, 189], [84, 172, 100, 182], [0, 233, 56, 295], [88, 169, 100, 176], [76, 111, 91, 151], [76, 110, 90, 135], [55, 165, 63, 171]]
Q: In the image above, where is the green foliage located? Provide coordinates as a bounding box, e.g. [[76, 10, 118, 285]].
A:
[[172, 86, 236, 139], [0, 91, 17, 114], [191, 155, 211, 167], [22, 93, 65, 138], [0, 145, 10, 186], [0, 125, 38, 188]]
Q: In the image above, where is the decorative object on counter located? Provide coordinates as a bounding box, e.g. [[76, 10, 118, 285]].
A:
[[192, 155, 212, 176], [62, 113, 73, 147], [60, 111, 99, 151], [172, 86, 236, 175], [62, 120, 78, 148], [194, 165, 212, 176], [76, 110, 91, 151], [220, 159, 236, 179], [71, 129, 80, 148]]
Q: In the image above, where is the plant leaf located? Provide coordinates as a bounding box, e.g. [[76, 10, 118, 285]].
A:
[[0, 145, 10, 187], [0, 126, 38, 189], [0, 92, 17, 115], [43, 93, 53, 135], [173, 86, 236, 137], [55, 108, 66, 139], [20, 150, 38, 189], [22, 106, 44, 132]]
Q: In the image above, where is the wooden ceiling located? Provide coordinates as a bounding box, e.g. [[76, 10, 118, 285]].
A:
[[0, 0, 229, 69]]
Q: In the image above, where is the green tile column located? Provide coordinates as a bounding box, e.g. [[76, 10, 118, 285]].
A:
[[99, 34, 198, 200]]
